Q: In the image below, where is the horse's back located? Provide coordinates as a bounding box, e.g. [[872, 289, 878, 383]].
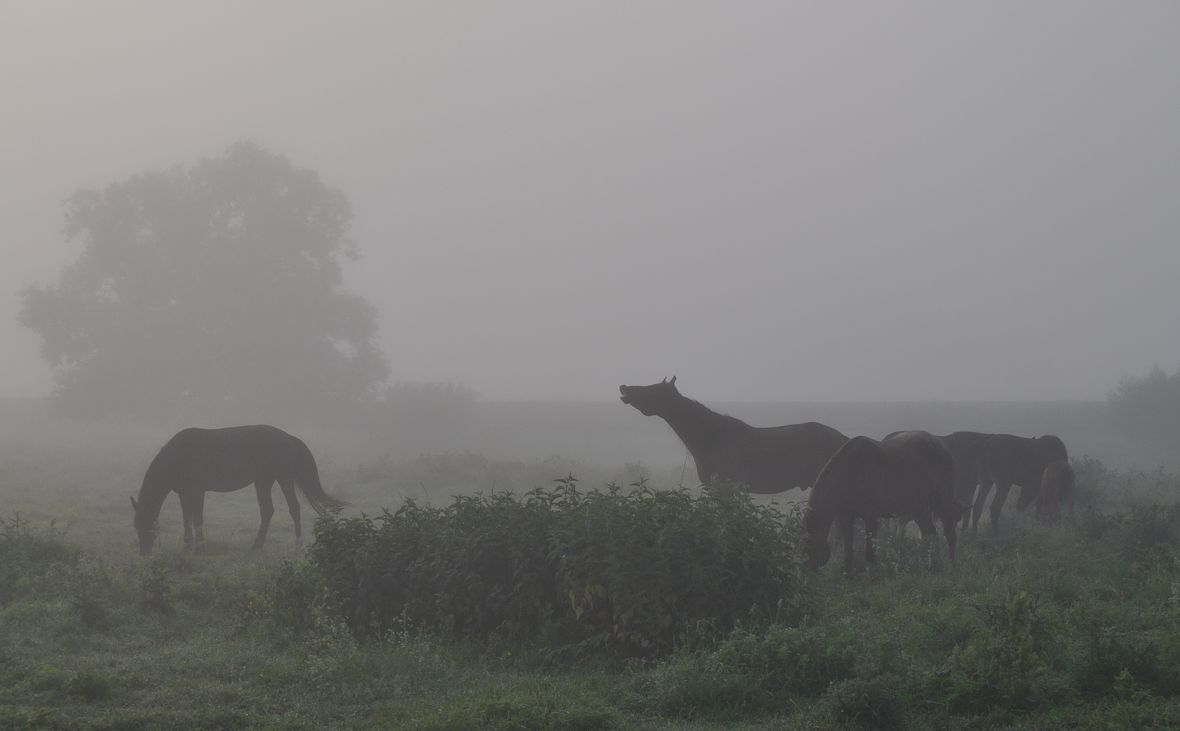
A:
[[152, 425, 308, 489], [718, 421, 848, 492], [985, 433, 1066, 488]]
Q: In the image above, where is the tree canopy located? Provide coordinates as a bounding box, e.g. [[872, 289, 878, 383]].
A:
[[19, 142, 388, 420], [1107, 365, 1180, 444]]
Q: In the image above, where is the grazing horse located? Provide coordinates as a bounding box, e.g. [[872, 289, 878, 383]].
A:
[[618, 377, 848, 494], [1034, 460, 1076, 523], [937, 431, 992, 529], [971, 434, 1070, 535], [885, 430, 990, 529], [804, 431, 961, 571], [131, 425, 343, 555]]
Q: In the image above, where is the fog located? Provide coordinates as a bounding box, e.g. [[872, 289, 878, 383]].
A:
[[4, 2, 1180, 404]]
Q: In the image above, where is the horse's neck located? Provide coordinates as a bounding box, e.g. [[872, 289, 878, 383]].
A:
[[660, 397, 748, 456], [136, 477, 171, 523]]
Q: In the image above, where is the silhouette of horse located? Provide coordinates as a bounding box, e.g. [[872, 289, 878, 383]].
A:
[[1034, 460, 1076, 523], [971, 434, 1070, 535], [618, 377, 848, 494], [885, 430, 990, 529], [131, 425, 343, 555], [804, 431, 961, 571], [937, 431, 992, 528]]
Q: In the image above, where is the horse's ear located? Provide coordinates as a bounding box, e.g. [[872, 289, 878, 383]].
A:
[[661, 377, 667, 384], [130, 496, 138, 512], [669, 375, 677, 386]]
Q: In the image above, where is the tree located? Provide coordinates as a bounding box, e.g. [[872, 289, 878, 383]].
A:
[[1107, 365, 1180, 444], [19, 142, 388, 421]]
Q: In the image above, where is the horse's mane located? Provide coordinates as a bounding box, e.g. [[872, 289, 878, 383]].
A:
[[673, 393, 751, 432]]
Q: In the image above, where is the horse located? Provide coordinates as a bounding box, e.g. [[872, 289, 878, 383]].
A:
[[970, 434, 1070, 535], [884, 430, 990, 530], [804, 431, 961, 572], [618, 377, 848, 494], [936, 431, 992, 529], [131, 425, 344, 555], [1034, 460, 1076, 523]]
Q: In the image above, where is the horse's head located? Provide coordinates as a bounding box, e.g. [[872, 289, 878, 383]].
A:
[[1033, 435, 1068, 462], [1016, 436, 1069, 511], [131, 496, 157, 556], [1034, 461, 1076, 521], [618, 376, 680, 416]]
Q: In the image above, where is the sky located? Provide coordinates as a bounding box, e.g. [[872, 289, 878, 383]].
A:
[[2, 1, 1179, 402]]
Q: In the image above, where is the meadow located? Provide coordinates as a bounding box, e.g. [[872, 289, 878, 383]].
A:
[[2, 399, 1179, 729]]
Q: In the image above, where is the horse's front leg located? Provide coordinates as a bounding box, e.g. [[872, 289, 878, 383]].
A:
[[192, 492, 207, 551], [864, 516, 879, 565], [253, 480, 275, 550], [179, 491, 195, 550], [837, 512, 856, 572], [971, 481, 993, 533]]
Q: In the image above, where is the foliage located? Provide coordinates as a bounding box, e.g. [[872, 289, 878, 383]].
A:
[[17, 142, 387, 421], [0, 514, 78, 605], [10, 447, 1180, 728], [1108, 365, 1180, 444], [308, 478, 804, 658], [629, 625, 858, 719]]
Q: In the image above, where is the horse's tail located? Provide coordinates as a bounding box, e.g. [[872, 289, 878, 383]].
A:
[[294, 442, 346, 517]]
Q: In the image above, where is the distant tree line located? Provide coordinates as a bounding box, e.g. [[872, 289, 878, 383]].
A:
[[1107, 365, 1180, 444]]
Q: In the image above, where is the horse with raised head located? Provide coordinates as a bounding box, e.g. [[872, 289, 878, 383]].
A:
[[618, 377, 848, 494], [131, 425, 343, 555], [971, 433, 1070, 535], [804, 430, 961, 571]]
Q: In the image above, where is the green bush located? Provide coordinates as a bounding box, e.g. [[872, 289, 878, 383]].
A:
[[822, 674, 906, 730], [308, 479, 804, 658], [937, 588, 1065, 714]]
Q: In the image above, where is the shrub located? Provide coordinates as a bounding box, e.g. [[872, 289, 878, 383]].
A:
[[822, 674, 906, 730], [308, 479, 804, 659], [937, 588, 1065, 714]]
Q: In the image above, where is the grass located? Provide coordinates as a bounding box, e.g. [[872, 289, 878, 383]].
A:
[[3, 437, 1180, 729]]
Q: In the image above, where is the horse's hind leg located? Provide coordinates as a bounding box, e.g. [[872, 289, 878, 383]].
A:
[[914, 513, 938, 568], [279, 478, 302, 548], [940, 510, 958, 564], [989, 483, 1012, 536], [253, 480, 275, 550]]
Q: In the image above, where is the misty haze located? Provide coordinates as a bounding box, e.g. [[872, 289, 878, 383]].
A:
[[3, 3, 1180, 728]]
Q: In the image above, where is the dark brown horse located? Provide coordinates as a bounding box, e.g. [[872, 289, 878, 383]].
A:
[[885, 430, 990, 529], [619, 377, 848, 494], [131, 425, 343, 555], [971, 434, 1070, 535], [804, 431, 961, 571], [1034, 460, 1076, 523], [937, 431, 992, 529]]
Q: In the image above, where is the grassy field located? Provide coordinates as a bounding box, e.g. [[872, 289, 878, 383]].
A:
[[2, 404, 1180, 729]]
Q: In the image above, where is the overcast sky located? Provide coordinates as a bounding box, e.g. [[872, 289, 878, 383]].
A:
[[3, 2, 1179, 402]]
